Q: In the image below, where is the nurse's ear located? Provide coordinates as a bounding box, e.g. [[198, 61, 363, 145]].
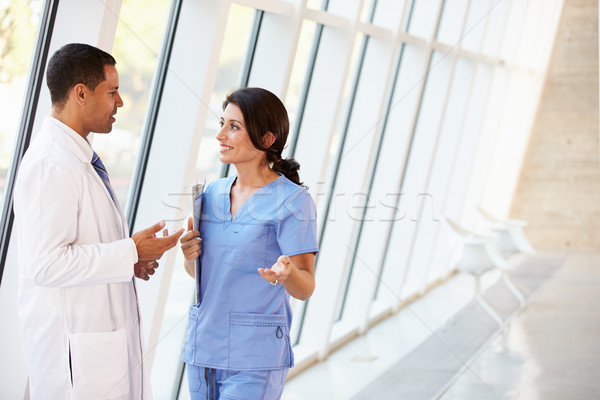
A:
[[262, 131, 276, 149]]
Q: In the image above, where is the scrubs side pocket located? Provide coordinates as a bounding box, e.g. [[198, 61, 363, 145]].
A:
[[69, 328, 129, 398], [182, 305, 200, 364], [228, 312, 290, 370]]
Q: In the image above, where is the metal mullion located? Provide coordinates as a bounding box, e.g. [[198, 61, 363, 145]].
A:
[[127, 0, 184, 232], [221, 9, 264, 179], [0, 0, 60, 285]]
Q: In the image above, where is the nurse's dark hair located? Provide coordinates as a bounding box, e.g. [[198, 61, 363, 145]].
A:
[[223, 87, 304, 187], [46, 43, 116, 111]]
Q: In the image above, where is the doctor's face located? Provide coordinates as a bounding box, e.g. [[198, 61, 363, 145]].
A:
[[216, 103, 265, 165], [83, 64, 124, 134]]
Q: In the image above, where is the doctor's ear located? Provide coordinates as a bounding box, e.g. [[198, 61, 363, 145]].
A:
[[72, 84, 88, 105]]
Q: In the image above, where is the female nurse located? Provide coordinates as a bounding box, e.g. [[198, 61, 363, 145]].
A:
[[179, 87, 318, 400]]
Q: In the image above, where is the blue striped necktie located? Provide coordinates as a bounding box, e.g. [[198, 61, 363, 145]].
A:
[[91, 152, 115, 202]]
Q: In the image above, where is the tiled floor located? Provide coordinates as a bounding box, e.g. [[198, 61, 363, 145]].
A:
[[283, 251, 598, 399], [439, 252, 600, 400]]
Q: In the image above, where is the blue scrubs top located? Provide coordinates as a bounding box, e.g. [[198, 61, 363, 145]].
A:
[[182, 174, 318, 370]]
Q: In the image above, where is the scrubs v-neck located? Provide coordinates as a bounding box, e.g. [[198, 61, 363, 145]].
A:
[[182, 174, 319, 371]]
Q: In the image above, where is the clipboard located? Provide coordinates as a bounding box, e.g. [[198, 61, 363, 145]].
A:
[[192, 181, 205, 304]]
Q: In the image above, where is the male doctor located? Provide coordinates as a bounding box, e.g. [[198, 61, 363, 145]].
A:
[[13, 43, 184, 399]]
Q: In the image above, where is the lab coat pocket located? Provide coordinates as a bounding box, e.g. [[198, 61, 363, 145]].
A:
[[69, 328, 130, 399], [229, 312, 290, 369]]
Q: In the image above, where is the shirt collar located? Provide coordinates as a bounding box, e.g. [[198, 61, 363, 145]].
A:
[[47, 116, 95, 162]]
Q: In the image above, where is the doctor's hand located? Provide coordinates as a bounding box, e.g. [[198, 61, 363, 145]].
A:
[[180, 216, 202, 261], [258, 255, 292, 285], [132, 220, 184, 261], [134, 260, 159, 281]]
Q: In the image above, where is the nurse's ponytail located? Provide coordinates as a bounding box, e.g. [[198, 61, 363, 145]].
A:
[[223, 87, 305, 187], [272, 158, 302, 187]]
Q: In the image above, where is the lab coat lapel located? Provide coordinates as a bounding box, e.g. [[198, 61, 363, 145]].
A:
[[89, 167, 128, 238], [45, 118, 128, 238]]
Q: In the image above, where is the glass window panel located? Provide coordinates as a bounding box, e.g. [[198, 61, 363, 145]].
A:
[[481, 0, 509, 57], [359, 0, 376, 22], [499, 0, 528, 63], [371, 0, 407, 30], [406, 0, 442, 39], [417, 57, 475, 286], [306, 0, 327, 10], [330, 36, 396, 325], [327, 0, 361, 18], [195, 4, 255, 181], [445, 63, 493, 220], [436, 0, 469, 45], [462, 65, 509, 228], [481, 70, 540, 215], [515, 0, 541, 68], [373, 44, 430, 307], [92, 0, 171, 210], [336, 41, 425, 327], [460, 0, 490, 52], [529, 0, 561, 71], [391, 50, 453, 299], [322, 31, 364, 186], [284, 19, 317, 159], [0, 0, 43, 210]]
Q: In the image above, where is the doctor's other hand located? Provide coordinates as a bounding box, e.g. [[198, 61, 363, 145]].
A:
[[180, 216, 202, 261], [132, 220, 184, 261], [258, 255, 291, 285], [134, 260, 159, 281]]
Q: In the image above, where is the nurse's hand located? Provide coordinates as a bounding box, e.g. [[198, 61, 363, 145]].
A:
[[134, 260, 159, 280], [180, 216, 202, 260], [259, 253, 315, 300], [258, 255, 292, 285]]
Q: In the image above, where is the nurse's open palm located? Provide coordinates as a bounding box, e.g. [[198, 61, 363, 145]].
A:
[[180, 216, 201, 260], [258, 255, 291, 284]]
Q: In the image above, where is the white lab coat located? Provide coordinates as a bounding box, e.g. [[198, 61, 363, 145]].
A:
[[13, 116, 152, 399]]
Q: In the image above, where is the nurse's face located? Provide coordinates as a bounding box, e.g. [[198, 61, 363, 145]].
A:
[[217, 103, 265, 165]]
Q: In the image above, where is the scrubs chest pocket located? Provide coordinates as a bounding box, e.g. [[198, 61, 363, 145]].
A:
[[233, 224, 271, 269], [228, 312, 290, 369]]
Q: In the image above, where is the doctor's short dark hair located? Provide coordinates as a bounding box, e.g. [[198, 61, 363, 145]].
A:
[[223, 87, 304, 187], [46, 43, 116, 110]]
